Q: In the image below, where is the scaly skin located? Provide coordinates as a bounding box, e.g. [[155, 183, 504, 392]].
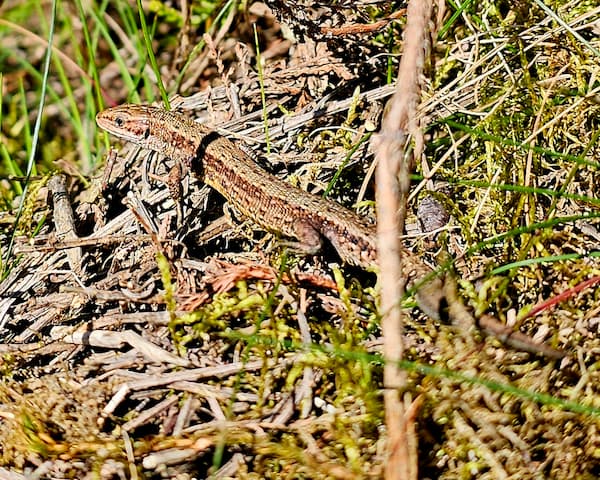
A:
[[96, 104, 451, 320]]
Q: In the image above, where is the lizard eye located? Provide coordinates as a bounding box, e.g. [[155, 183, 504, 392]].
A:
[[114, 116, 124, 127]]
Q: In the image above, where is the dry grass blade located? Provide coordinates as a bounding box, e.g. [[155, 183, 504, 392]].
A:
[[375, 1, 433, 479]]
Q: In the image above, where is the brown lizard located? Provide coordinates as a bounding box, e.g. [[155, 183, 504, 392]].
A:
[[96, 105, 565, 358], [96, 104, 445, 319]]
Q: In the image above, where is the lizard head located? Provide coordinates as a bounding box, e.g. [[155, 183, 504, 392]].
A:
[[96, 104, 206, 164], [96, 104, 154, 145]]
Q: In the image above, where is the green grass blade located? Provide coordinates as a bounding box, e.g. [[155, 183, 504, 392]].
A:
[[3, 0, 56, 277]]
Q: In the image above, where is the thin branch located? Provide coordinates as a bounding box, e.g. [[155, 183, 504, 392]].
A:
[[375, 1, 433, 479]]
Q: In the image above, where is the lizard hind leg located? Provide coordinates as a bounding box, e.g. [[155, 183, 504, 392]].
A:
[[280, 221, 323, 256]]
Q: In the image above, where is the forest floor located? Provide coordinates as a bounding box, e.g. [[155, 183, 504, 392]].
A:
[[1, 1, 600, 479]]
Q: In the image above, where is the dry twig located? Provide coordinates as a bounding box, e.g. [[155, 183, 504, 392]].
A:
[[374, 1, 433, 479]]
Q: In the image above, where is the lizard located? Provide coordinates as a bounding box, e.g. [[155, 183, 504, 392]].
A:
[[96, 104, 446, 320], [96, 104, 566, 358]]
